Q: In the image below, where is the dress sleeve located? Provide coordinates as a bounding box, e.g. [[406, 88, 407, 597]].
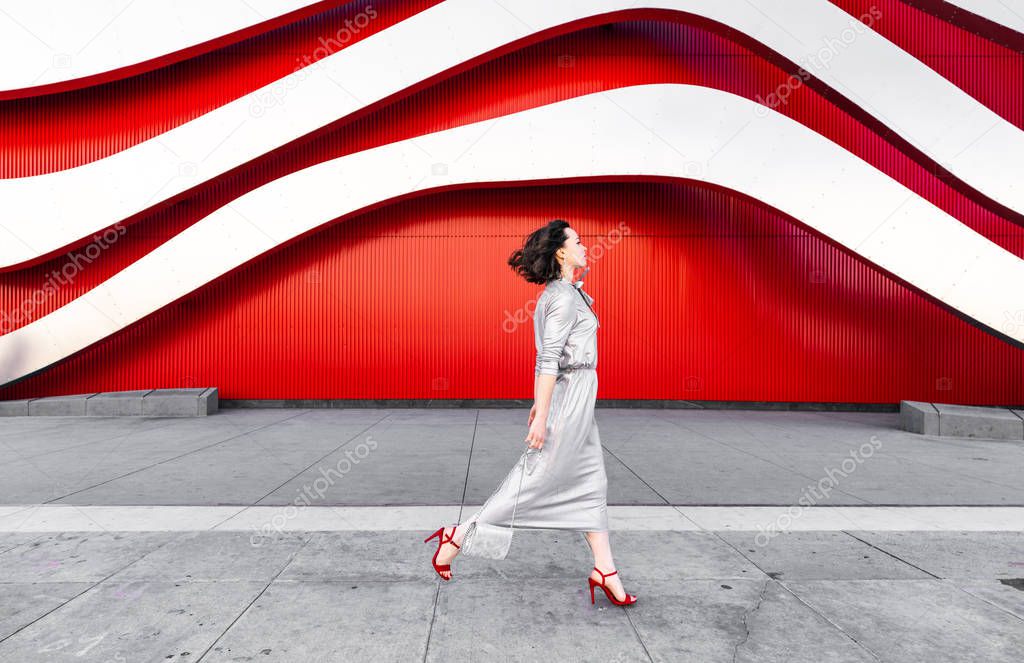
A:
[[535, 289, 576, 376]]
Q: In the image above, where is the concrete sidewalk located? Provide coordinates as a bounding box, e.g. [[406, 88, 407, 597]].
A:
[[0, 408, 1022, 661], [1, 408, 1022, 506]]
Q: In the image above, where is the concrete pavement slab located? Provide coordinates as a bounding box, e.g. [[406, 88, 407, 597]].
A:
[[216, 505, 465, 533], [426, 577, 645, 662], [0, 583, 93, 641], [952, 580, 1024, 621], [594, 531, 765, 581], [0, 580, 267, 662], [0, 531, 175, 583], [46, 414, 374, 506], [258, 421, 473, 505], [0, 531, 46, 554], [278, 530, 463, 583], [628, 578, 878, 663], [200, 580, 436, 662], [784, 579, 1024, 663], [0, 505, 246, 532], [716, 530, 933, 580], [111, 531, 309, 582], [4, 408, 1024, 507], [849, 531, 1024, 578]]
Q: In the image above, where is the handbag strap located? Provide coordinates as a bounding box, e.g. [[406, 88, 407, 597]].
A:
[[508, 449, 535, 533]]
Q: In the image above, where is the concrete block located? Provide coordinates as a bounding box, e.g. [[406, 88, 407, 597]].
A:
[[85, 389, 153, 416], [141, 388, 218, 417], [899, 400, 939, 435], [200, 386, 219, 415], [27, 393, 96, 416], [0, 399, 33, 416], [934, 403, 1024, 441]]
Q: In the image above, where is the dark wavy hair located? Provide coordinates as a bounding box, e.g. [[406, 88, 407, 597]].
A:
[[507, 219, 571, 285]]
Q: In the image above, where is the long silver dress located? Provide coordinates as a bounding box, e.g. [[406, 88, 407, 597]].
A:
[[459, 274, 608, 558]]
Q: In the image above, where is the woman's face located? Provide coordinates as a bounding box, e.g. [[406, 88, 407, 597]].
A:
[[559, 227, 588, 269]]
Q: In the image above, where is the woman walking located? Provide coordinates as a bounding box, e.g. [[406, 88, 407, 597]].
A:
[[424, 219, 637, 606]]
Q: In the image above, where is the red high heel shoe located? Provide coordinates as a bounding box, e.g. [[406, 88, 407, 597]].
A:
[[424, 526, 460, 581], [588, 567, 638, 606]]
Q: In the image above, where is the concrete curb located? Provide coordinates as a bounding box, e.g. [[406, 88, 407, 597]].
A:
[[0, 388, 218, 417], [899, 400, 1024, 441]]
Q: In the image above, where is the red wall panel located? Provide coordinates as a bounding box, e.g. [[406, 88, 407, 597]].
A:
[[1, 5, 1022, 404], [1, 182, 1021, 404]]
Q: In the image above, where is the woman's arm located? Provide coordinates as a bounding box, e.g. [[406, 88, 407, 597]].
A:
[[526, 290, 575, 449], [527, 373, 557, 448]]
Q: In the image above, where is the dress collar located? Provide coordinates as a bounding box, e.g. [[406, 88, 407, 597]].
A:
[[556, 265, 589, 289], [554, 266, 594, 306]]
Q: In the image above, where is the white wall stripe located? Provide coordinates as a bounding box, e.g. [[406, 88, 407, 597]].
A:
[[945, 0, 1024, 34], [0, 505, 1022, 532], [1, 83, 1021, 387], [0, 0, 322, 91], [2, 0, 1022, 269]]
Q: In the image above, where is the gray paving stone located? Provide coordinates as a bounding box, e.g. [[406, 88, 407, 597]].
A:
[[201, 581, 436, 662], [426, 578, 644, 662], [0, 532, 176, 583], [0, 580, 266, 662], [784, 579, 1024, 663], [259, 421, 472, 506], [899, 400, 939, 435], [952, 580, 1024, 621], [0, 408, 1019, 506], [84, 390, 152, 417], [0, 583, 94, 641], [280, 530, 463, 583], [0, 531, 47, 555], [716, 530, 933, 580], [50, 425, 369, 506], [850, 531, 1024, 579], [581, 531, 765, 581], [629, 578, 878, 663], [935, 403, 1024, 441], [111, 531, 308, 582]]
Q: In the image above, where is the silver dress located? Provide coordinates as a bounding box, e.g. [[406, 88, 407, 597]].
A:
[[459, 275, 608, 558]]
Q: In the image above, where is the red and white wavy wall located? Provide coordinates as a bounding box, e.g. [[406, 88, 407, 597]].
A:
[[0, 0, 1022, 404]]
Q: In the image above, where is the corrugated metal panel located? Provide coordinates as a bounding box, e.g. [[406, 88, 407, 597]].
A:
[[1, 7, 1022, 403], [0, 0, 441, 177], [2, 182, 1021, 403], [831, 0, 1024, 130]]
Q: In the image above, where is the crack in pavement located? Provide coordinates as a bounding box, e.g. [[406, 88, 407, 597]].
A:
[[732, 576, 771, 663]]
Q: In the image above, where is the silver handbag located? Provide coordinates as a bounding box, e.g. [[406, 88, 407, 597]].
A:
[[460, 447, 542, 560]]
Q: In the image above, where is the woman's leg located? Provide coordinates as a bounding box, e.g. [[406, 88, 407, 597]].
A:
[[584, 530, 630, 601]]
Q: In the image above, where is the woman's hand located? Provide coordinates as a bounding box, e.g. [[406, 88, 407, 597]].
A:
[[525, 412, 547, 449]]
